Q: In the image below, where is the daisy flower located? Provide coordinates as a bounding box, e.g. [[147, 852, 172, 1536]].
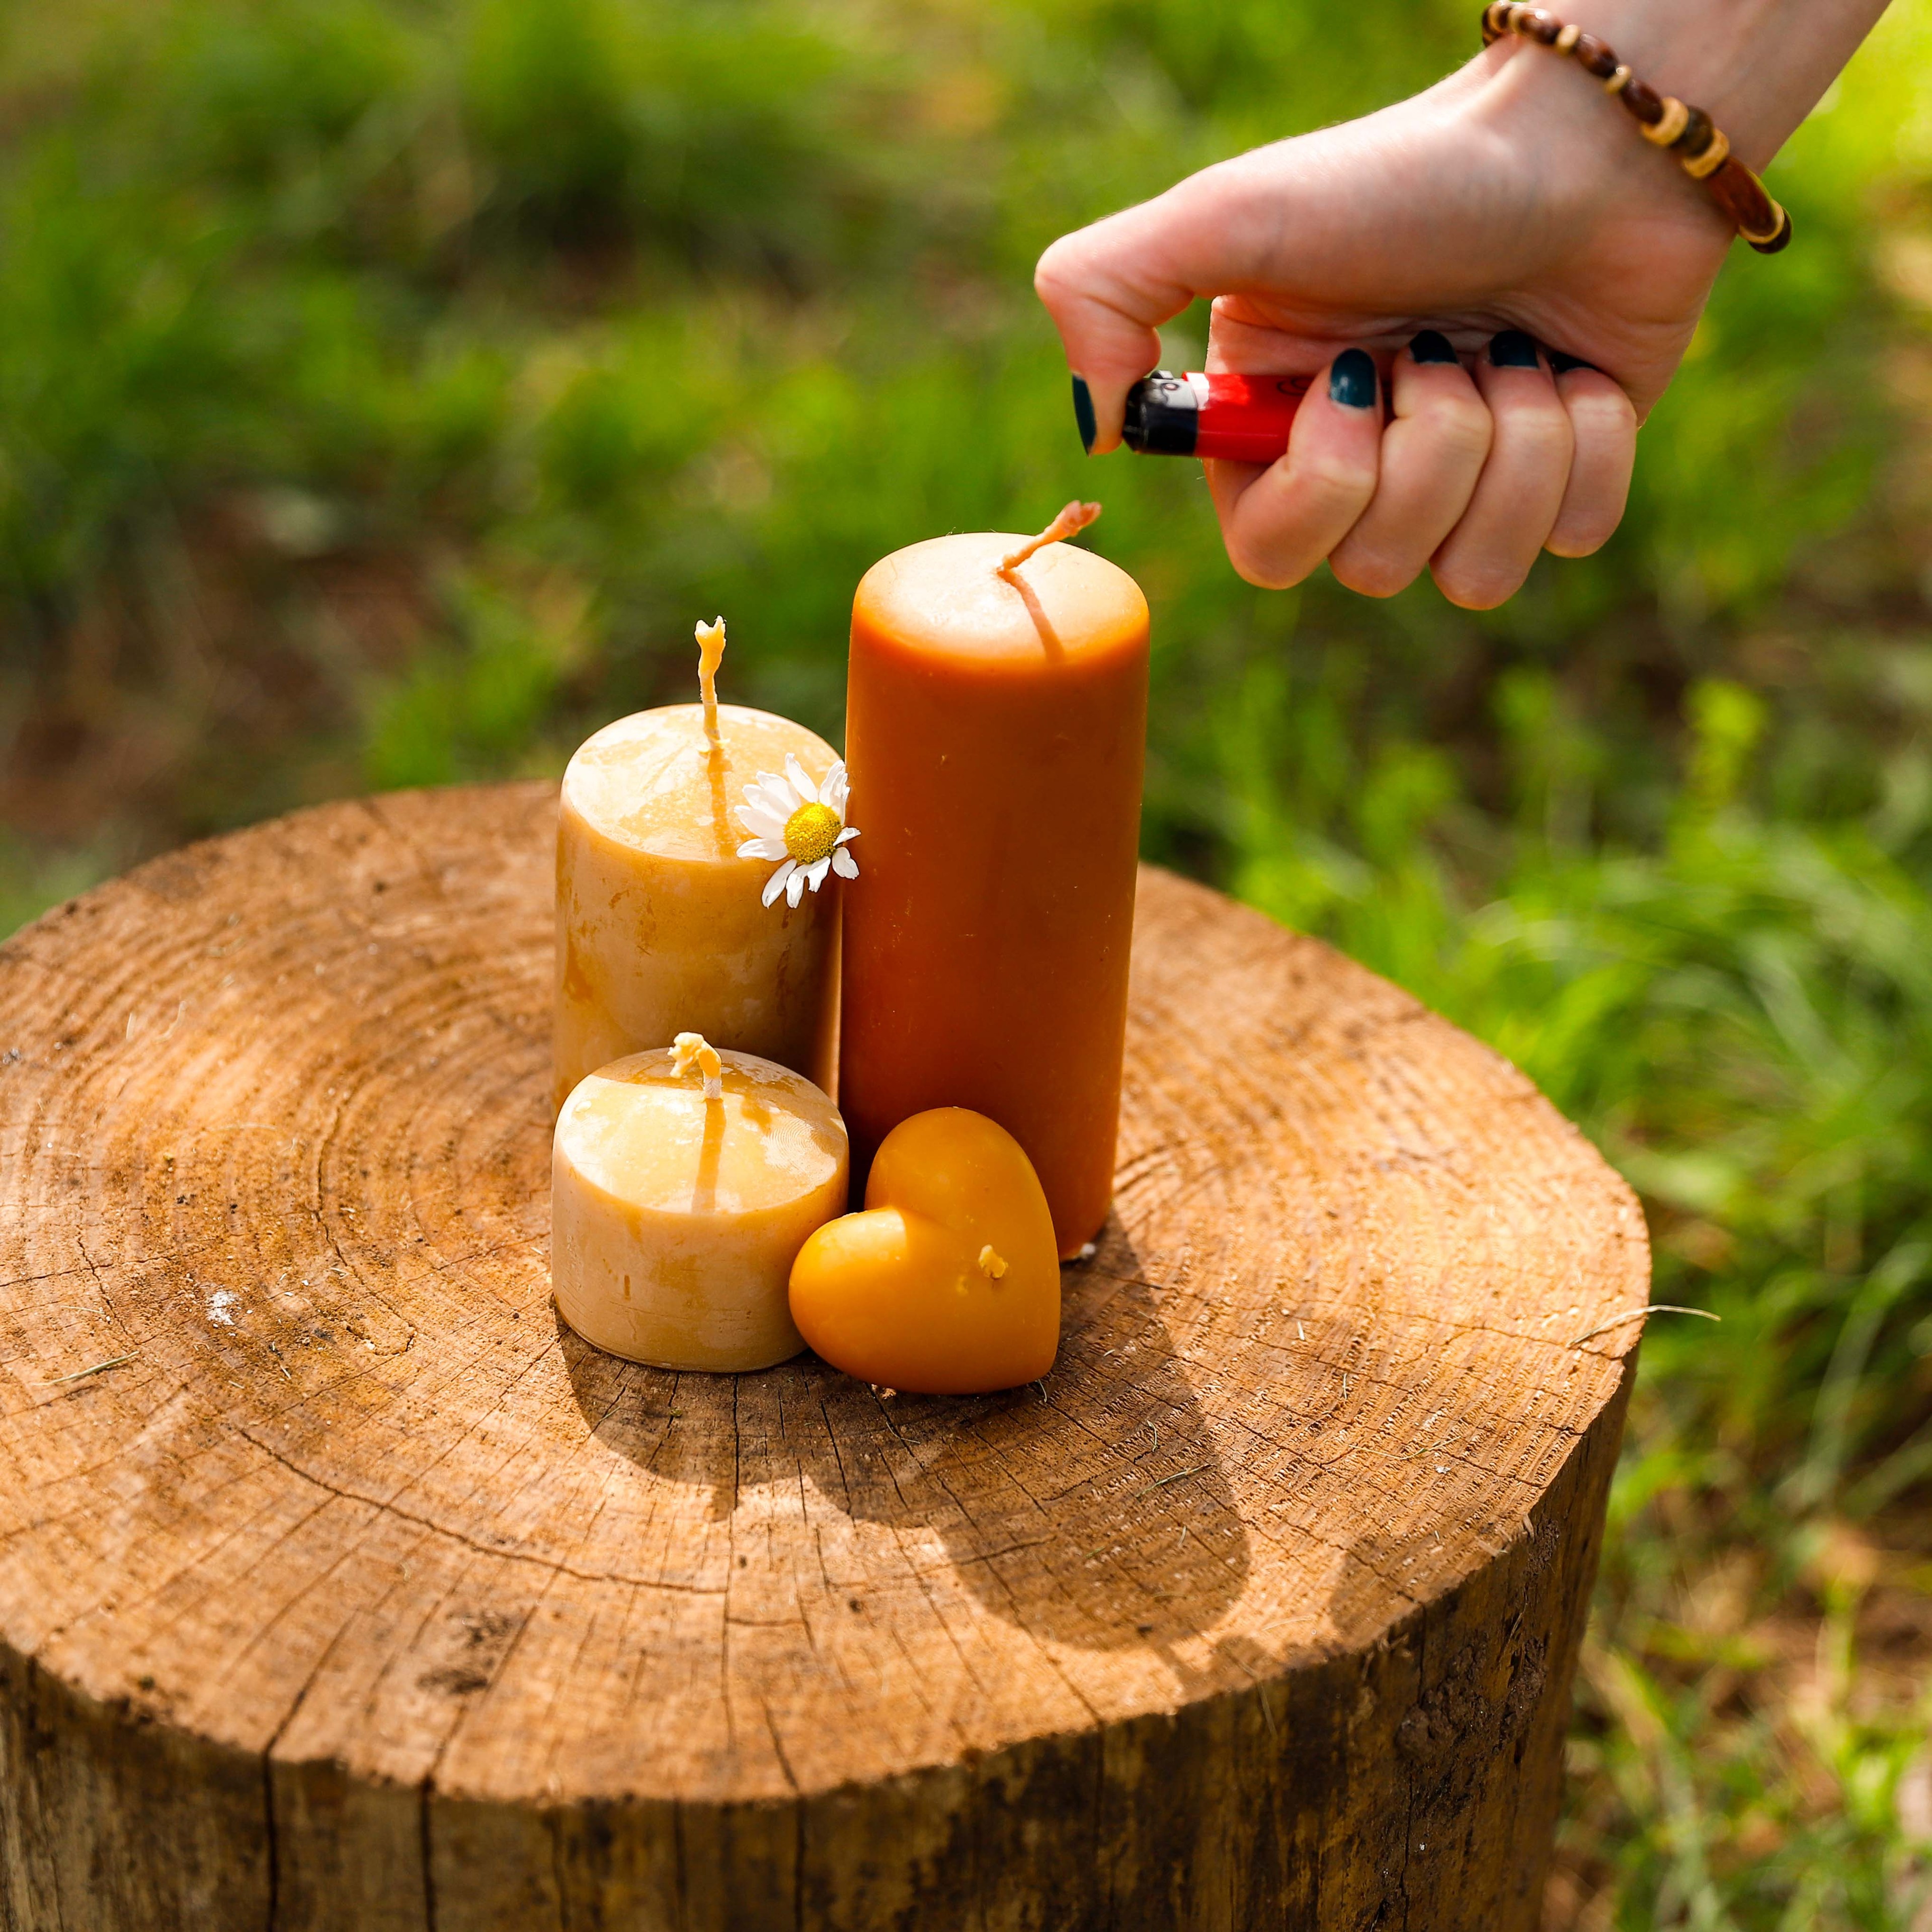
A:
[[736, 756, 859, 909]]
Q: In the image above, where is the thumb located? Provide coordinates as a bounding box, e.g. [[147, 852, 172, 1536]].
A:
[[1035, 175, 1237, 455]]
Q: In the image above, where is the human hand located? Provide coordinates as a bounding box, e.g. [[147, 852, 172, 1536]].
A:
[[1033, 18, 1835, 606]]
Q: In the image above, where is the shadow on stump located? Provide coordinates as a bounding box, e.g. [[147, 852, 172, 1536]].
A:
[[556, 1216, 1251, 1652]]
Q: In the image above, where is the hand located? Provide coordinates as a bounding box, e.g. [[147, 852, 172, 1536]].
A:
[[1033, 32, 1780, 606]]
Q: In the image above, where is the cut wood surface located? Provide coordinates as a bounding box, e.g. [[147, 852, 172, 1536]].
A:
[[0, 782, 1648, 1931]]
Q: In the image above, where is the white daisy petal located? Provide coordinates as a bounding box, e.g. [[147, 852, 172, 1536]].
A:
[[737, 800, 786, 839], [803, 856, 832, 892], [785, 866, 807, 908], [831, 846, 858, 880], [834, 826, 859, 845], [737, 836, 787, 861], [762, 860, 796, 909], [784, 756, 819, 806], [822, 763, 849, 816], [749, 778, 798, 821]]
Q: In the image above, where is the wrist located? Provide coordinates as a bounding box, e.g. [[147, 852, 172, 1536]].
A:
[[1466, 0, 1888, 169]]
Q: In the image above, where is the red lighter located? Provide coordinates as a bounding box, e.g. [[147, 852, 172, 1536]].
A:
[[1118, 370, 1313, 464]]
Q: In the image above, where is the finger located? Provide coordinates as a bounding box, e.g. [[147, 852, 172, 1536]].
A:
[[1430, 331, 1574, 610], [1545, 358, 1638, 557], [1208, 349, 1383, 591], [1328, 331, 1492, 599], [1034, 164, 1271, 454]]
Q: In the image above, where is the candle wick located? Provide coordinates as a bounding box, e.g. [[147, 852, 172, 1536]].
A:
[[694, 616, 727, 754], [998, 501, 1101, 577], [672, 1030, 725, 1102]]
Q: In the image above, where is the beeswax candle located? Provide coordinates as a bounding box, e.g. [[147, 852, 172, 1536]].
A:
[[551, 1036, 848, 1370], [789, 1107, 1061, 1395], [841, 507, 1149, 1256], [554, 621, 841, 1113]]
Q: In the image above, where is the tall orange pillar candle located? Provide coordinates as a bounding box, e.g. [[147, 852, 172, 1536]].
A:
[[841, 507, 1148, 1257]]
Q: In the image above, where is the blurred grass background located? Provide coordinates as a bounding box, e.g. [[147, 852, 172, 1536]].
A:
[[3, 0, 1932, 1919]]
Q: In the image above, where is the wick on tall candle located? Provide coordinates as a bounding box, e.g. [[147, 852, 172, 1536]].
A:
[[998, 501, 1101, 579], [694, 617, 727, 754], [673, 1031, 724, 1102]]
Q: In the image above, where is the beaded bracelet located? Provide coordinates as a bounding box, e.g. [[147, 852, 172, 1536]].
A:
[[1481, 2, 1791, 253]]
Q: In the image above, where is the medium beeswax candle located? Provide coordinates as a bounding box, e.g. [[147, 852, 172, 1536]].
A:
[[551, 1035, 848, 1370], [554, 622, 842, 1113], [841, 507, 1149, 1256]]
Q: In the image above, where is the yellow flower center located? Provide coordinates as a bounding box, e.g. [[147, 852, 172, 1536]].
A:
[[783, 801, 842, 865]]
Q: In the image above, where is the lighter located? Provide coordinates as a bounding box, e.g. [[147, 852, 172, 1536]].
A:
[[1114, 370, 1313, 464]]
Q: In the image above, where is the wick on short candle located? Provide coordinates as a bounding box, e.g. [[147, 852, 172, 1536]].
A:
[[672, 1030, 725, 1102], [998, 502, 1101, 578], [694, 617, 727, 754]]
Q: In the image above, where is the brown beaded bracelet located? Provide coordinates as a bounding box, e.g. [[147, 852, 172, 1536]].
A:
[[1481, 1, 1792, 253]]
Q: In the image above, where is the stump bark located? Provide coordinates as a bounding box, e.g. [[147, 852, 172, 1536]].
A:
[[0, 782, 1647, 1931]]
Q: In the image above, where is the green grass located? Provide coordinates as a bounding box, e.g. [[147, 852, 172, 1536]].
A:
[[5, 0, 1932, 1917]]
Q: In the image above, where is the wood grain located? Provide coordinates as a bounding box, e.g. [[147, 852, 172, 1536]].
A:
[[0, 781, 1646, 1930]]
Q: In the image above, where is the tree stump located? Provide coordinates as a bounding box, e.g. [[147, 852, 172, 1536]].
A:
[[0, 782, 1647, 1932]]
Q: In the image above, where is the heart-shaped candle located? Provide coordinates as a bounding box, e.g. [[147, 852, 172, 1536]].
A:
[[788, 1108, 1060, 1394]]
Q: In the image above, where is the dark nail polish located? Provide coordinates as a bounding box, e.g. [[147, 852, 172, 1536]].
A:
[[1489, 331, 1541, 370], [1071, 376, 1096, 453], [1329, 348, 1377, 410], [1409, 330, 1458, 365], [1550, 350, 1597, 375]]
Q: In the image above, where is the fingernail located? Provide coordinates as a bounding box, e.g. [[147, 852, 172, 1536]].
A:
[[1409, 330, 1458, 365], [1071, 376, 1096, 453], [1329, 348, 1377, 410], [1488, 330, 1541, 370], [1550, 350, 1598, 375]]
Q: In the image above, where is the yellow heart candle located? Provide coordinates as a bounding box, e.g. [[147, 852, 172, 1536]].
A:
[[789, 1108, 1060, 1394], [553, 618, 845, 1114], [551, 1035, 849, 1370]]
